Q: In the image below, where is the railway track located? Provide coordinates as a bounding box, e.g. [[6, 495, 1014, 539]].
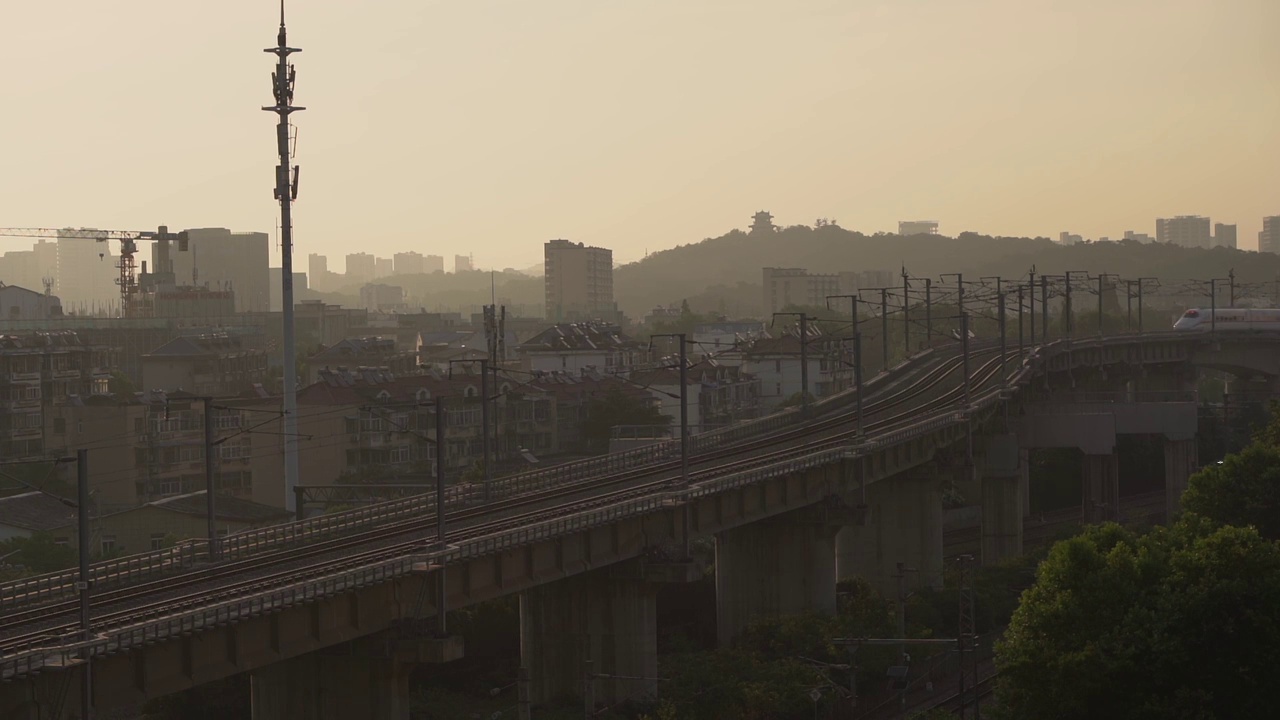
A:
[[0, 346, 1019, 657]]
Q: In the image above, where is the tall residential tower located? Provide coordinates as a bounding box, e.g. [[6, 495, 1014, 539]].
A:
[[544, 239, 615, 322]]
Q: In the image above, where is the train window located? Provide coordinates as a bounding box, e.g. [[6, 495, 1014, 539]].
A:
[[1182, 310, 1199, 318]]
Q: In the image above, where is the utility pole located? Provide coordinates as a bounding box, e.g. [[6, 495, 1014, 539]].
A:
[[1137, 277, 1157, 334], [1040, 274, 1049, 342], [880, 288, 890, 372], [264, 2, 304, 512], [434, 396, 448, 637], [998, 292, 1007, 384], [826, 294, 861, 435], [902, 266, 911, 356], [480, 359, 491, 500], [1064, 270, 1089, 338], [961, 313, 971, 409], [650, 334, 690, 489], [203, 397, 217, 560], [77, 450, 92, 720], [1229, 268, 1236, 307], [925, 278, 933, 346], [1126, 280, 1134, 332], [1027, 266, 1036, 344], [941, 272, 964, 318], [1096, 273, 1119, 337], [1017, 286, 1025, 357]]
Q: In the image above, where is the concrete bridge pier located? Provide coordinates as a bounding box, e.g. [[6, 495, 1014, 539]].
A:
[[980, 436, 1025, 565], [520, 560, 698, 707], [717, 506, 842, 645], [836, 470, 944, 599], [1083, 452, 1119, 523], [1163, 437, 1198, 518]]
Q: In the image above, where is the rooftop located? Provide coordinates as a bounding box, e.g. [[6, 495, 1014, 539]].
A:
[[146, 490, 290, 525], [520, 323, 642, 353], [0, 491, 77, 533]]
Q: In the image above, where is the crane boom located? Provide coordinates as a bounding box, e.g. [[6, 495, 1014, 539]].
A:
[[0, 226, 188, 317]]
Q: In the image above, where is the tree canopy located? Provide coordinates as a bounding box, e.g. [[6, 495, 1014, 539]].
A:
[[994, 520, 1280, 720], [579, 385, 671, 453]]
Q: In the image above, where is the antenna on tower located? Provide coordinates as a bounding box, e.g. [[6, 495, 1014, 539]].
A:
[[265, 0, 305, 511]]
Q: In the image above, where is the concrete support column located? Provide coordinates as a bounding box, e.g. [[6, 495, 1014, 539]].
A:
[[1163, 436, 1198, 519], [836, 472, 943, 598], [520, 567, 659, 707], [1019, 449, 1031, 517], [1082, 453, 1119, 523], [252, 650, 412, 720], [981, 474, 1023, 564], [717, 510, 838, 646]]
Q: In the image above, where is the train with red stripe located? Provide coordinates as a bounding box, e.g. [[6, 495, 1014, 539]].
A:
[[1173, 308, 1280, 331]]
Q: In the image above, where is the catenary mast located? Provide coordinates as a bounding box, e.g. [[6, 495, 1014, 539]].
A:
[[264, 1, 304, 509]]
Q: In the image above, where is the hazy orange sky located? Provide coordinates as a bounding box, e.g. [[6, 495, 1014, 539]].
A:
[[1, 1, 1276, 272]]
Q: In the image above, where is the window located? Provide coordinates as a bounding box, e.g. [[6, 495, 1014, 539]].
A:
[[390, 445, 411, 464], [775, 360, 782, 373], [149, 533, 166, 551], [158, 479, 182, 496], [416, 388, 430, 402], [101, 535, 117, 555]]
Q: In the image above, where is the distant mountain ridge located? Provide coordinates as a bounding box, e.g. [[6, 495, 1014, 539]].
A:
[[612, 225, 1280, 318]]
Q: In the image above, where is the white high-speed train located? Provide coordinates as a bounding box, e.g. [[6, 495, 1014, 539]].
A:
[[1173, 308, 1280, 331]]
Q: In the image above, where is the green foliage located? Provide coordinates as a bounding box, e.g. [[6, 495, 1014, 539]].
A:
[[1181, 439, 1280, 540], [0, 532, 77, 575], [994, 521, 1280, 720], [108, 370, 137, 396], [580, 385, 672, 453]]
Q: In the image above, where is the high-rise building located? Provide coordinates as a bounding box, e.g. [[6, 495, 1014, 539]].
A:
[[544, 239, 614, 322], [154, 228, 271, 313], [455, 255, 473, 273], [345, 253, 376, 285], [899, 221, 939, 236], [1058, 232, 1083, 245], [393, 251, 426, 275], [375, 257, 393, 278], [1213, 223, 1237, 250], [55, 229, 119, 312], [1261, 216, 1280, 255], [269, 269, 308, 312], [1156, 216, 1212, 248], [1123, 230, 1155, 243], [425, 255, 445, 273], [308, 253, 327, 278]]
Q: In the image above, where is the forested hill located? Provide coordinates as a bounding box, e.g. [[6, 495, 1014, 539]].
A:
[[613, 225, 1280, 318]]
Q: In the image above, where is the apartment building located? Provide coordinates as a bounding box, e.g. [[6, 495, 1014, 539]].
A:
[[629, 359, 761, 432], [0, 331, 114, 460], [1260, 216, 1280, 255], [157, 228, 271, 313], [304, 336, 420, 385], [141, 334, 270, 397], [517, 323, 647, 374], [544, 239, 615, 322], [899, 221, 939, 236], [740, 326, 851, 409], [1156, 216, 1212, 248]]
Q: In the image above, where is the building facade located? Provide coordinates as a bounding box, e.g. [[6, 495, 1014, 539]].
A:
[[0, 285, 62, 320], [899, 221, 939, 236], [518, 323, 647, 374], [544, 239, 614, 322], [393, 251, 426, 275], [155, 228, 271, 313], [1213, 223, 1237, 250], [141, 334, 270, 397], [1259, 216, 1279, 255], [1156, 216, 1212, 249], [345, 253, 376, 285], [0, 331, 113, 460], [455, 255, 474, 273], [57, 229, 119, 312]]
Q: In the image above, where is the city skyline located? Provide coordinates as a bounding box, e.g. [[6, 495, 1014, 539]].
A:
[[0, 1, 1276, 271]]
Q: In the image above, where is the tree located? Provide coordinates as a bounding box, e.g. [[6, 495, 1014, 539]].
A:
[[579, 386, 671, 453], [1180, 442, 1280, 540], [108, 370, 136, 396], [994, 521, 1280, 720], [0, 532, 77, 576]]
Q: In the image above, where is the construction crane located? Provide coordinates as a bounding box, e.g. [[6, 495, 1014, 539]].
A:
[[0, 226, 188, 317]]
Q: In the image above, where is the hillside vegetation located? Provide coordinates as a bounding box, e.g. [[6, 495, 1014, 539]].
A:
[[613, 224, 1280, 318]]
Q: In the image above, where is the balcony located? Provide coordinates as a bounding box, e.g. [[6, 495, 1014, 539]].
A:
[[7, 372, 41, 384], [2, 426, 42, 441], [51, 369, 79, 381]]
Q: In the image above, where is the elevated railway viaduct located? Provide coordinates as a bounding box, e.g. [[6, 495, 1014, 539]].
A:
[[2, 331, 1278, 719]]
